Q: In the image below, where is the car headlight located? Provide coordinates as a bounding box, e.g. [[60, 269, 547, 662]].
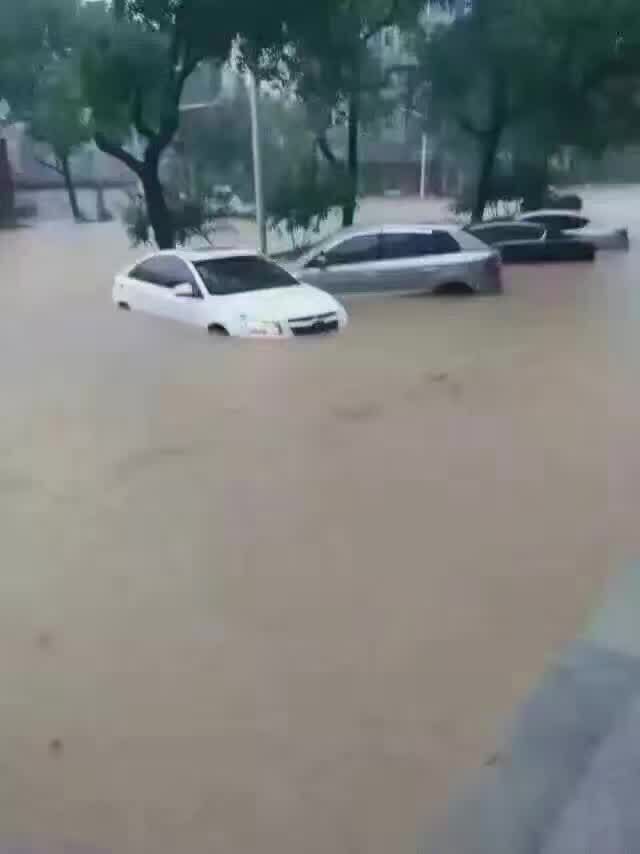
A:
[[245, 319, 283, 337]]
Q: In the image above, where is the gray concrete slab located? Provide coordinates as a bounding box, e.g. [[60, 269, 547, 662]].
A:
[[543, 695, 640, 853], [424, 566, 640, 854]]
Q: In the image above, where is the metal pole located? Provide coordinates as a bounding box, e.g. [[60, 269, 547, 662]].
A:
[[420, 132, 428, 199], [247, 70, 267, 255]]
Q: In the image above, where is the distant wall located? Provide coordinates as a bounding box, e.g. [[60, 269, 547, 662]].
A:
[[4, 122, 134, 188], [563, 148, 640, 185], [15, 186, 130, 222]]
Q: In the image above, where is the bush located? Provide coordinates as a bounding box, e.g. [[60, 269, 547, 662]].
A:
[[267, 160, 353, 250], [455, 168, 583, 219], [122, 190, 226, 247], [453, 174, 521, 219]]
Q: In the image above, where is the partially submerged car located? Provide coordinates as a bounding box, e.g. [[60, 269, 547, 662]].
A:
[[290, 224, 503, 296], [516, 210, 629, 251], [113, 250, 348, 338], [467, 221, 596, 264]]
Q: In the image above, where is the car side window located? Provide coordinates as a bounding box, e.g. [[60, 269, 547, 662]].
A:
[[381, 231, 460, 259], [130, 258, 166, 285], [130, 257, 199, 291], [562, 216, 589, 230], [501, 225, 545, 241], [468, 226, 502, 245], [324, 234, 380, 266]]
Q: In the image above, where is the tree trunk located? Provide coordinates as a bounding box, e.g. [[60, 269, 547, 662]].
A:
[[471, 70, 507, 223], [472, 128, 501, 222], [95, 182, 111, 221], [342, 91, 360, 228], [0, 138, 16, 225], [95, 132, 176, 249], [61, 155, 83, 222], [140, 160, 175, 249]]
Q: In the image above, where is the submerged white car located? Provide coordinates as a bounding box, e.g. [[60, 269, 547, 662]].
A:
[[113, 249, 348, 338], [516, 210, 630, 251]]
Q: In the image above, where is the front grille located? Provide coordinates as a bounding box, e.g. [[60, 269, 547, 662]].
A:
[[288, 311, 336, 324], [291, 320, 339, 337]]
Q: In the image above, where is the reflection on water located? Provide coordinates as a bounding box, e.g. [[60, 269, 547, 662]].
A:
[[0, 186, 639, 854]]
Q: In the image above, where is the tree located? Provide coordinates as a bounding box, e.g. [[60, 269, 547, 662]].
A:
[[422, 0, 541, 221], [80, 0, 299, 248], [0, 0, 78, 223], [29, 58, 92, 221], [284, 0, 425, 226], [422, 0, 640, 221], [526, 0, 640, 152], [0, 0, 76, 112], [80, 3, 203, 247]]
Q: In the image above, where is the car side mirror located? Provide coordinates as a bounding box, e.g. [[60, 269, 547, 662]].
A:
[[172, 282, 196, 298], [308, 252, 329, 270]]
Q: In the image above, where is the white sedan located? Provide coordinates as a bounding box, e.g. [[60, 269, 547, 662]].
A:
[[113, 249, 348, 338], [517, 210, 630, 251]]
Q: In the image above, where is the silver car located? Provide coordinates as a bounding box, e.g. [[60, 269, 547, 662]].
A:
[[290, 224, 503, 296]]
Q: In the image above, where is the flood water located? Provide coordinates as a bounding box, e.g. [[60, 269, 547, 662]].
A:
[[1, 186, 639, 854]]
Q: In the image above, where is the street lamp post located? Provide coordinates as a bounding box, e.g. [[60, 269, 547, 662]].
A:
[[180, 75, 267, 256], [247, 70, 267, 255], [420, 132, 428, 199]]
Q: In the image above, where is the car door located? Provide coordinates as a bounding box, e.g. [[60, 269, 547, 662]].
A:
[[301, 233, 383, 294], [125, 257, 169, 317], [500, 224, 546, 244], [127, 256, 205, 325], [156, 256, 207, 326], [378, 230, 462, 292]]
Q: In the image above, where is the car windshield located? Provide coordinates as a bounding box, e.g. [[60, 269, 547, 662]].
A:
[[195, 256, 298, 295]]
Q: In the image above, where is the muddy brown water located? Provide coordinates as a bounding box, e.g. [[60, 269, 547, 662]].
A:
[[1, 187, 639, 854]]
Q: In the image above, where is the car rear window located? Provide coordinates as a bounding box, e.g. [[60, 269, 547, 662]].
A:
[[455, 230, 495, 252], [324, 234, 381, 266], [469, 224, 545, 244], [525, 214, 588, 231], [195, 257, 297, 295]]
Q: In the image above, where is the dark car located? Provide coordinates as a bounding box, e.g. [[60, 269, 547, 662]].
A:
[[466, 221, 596, 264]]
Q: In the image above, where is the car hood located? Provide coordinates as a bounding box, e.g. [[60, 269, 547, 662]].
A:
[[220, 283, 340, 321]]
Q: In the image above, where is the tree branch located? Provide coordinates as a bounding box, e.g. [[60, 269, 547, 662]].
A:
[[34, 156, 63, 175], [94, 131, 143, 176], [145, 51, 201, 163], [132, 88, 154, 140], [316, 131, 340, 166], [176, 53, 201, 98], [456, 113, 488, 138], [363, 0, 400, 42]]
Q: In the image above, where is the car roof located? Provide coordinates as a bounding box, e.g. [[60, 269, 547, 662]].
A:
[[156, 248, 260, 263], [470, 221, 541, 230], [345, 223, 463, 236], [519, 209, 587, 218]]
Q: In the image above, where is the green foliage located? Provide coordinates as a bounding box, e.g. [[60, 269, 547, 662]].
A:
[[0, 0, 78, 116], [122, 188, 225, 246], [279, 0, 425, 225], [419, 0, 640, 218], [78, 0, 310, 247], [453, 168, 583, 219], [29, 58, 92, 161], [79, 4, 174, 144], [178, 87, 313, 204], [267, 159, 353, 249]]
